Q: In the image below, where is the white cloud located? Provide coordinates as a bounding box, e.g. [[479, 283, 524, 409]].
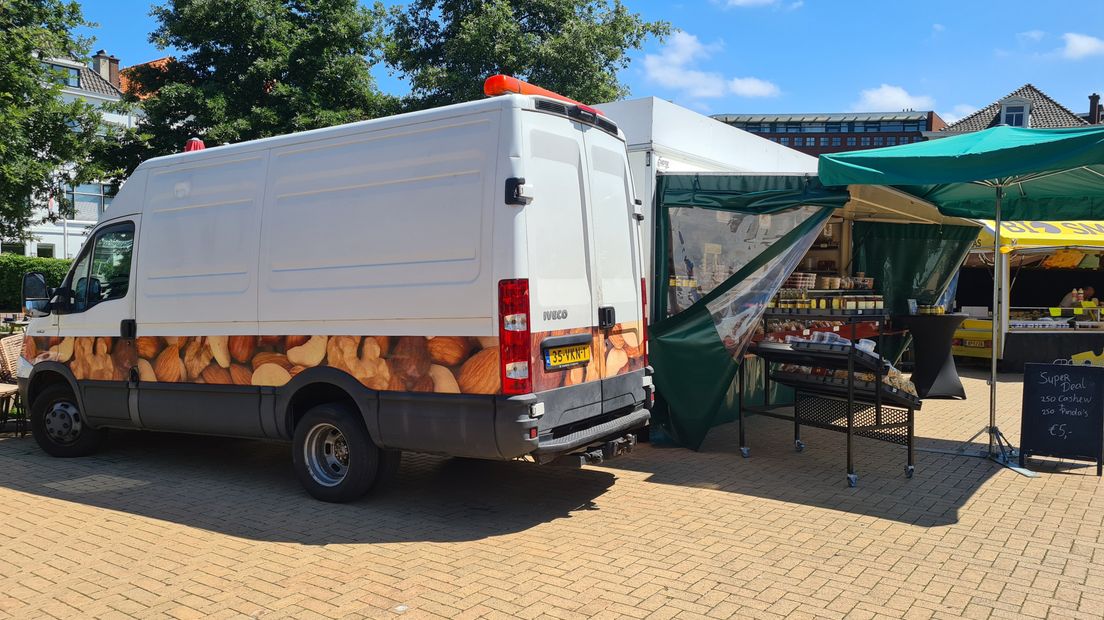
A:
[[932, 23, 945, 33], [729, 77, 781, 97], [1016, 30, 1045, 43], [941, 104, 978, 124], [1061, 33, 1104, 59], [851, 84, 935, 112], [642, 31, 780, 100], [723, 0, 778, 6]]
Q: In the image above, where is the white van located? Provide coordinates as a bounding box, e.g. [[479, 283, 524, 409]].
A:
[[18, 82, 652, 502]]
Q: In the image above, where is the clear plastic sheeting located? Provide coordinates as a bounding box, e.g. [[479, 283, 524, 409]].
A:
[[706, 220, 824, 357], [665, 206, 822, 317]]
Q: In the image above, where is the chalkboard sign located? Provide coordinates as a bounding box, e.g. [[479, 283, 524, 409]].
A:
[[1020, 363, 1104, 476]]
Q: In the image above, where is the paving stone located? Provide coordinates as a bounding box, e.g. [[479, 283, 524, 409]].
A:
[[0, 369, 1100, 618]]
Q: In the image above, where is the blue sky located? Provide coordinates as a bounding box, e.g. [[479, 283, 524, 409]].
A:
[[80, 0, 1104, 123]]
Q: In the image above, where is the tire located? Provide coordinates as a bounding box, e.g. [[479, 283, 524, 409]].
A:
[[30, 383, 103, 458], [292, 403, 381, 502]]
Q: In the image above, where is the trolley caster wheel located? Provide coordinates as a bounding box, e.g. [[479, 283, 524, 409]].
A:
[[905, 466, 914, 479], [794, 440, 805, 453], [847, 474, 858, 488], [740, 447, 750, 458]]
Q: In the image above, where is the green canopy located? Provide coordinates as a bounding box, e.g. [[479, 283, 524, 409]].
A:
[[819, 125, 1104, 220]]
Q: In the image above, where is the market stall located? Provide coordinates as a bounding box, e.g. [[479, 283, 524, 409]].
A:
[[819, 124, 1104, 469], [954, 220, 1104, 370], [647, 172, 978, 483]]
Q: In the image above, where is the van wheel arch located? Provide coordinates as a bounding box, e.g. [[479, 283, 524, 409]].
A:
[[27, 364, 84, 413], [277, 367, 380, 443]]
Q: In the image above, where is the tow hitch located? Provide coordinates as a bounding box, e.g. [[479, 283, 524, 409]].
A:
[[549, 433, 637, 467]]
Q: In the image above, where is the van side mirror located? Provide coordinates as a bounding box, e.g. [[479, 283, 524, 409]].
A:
[[22, 272, 50, 317]]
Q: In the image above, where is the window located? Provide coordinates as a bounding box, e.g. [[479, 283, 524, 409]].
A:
[[803, 124, 825, 133], [43, 63, 80, 87], [65, 223, 134, 312], [780, 137, 789, 145], [873, 137, 884, 146], [1, 242, 26, 255], [37, 244, 55, 258], [882, 122, 904, 132], [861, 137, 871, 146], [903, 122, 921, 132], [65, 183, 117, 221], [805, 137, 815, 146], [831, 137, 841, 146], [785, 123, 803, 133], [887, 137, 897, 145], [1003, 105, 1025, 127], [819, 137, 829, 146], [847, 137, 857, 146], [826, 123, 842, 133]]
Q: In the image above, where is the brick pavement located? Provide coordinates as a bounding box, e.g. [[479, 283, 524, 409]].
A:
[[0, 367, 1102, 619]]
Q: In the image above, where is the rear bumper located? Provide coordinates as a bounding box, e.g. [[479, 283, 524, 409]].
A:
[[376, 367, 652, 461]]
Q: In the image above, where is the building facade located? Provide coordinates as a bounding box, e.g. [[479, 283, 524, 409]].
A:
[[712, 111, 946, 156], [1, 51, 140, 259]]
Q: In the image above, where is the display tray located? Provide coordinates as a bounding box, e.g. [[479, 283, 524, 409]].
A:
[[749, 341, 890, 373], [770, 371, 922, 409], [764, 309, 888, 318]]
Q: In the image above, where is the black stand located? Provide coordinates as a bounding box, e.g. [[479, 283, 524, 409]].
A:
[[738, 311, 919, 486], [894, 313, 967, 399]]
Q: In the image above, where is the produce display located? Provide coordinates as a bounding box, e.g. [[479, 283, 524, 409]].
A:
[[775, 362, 918, 397]]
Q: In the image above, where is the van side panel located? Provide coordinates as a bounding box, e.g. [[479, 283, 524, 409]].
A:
[[136, 154, 267, 329], [257, 113, 500, 326]]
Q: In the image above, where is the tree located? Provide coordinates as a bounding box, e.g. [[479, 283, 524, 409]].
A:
[[386, 0, 668, 109], [0, 0, 107, 241], [121, 0, 395, 166]]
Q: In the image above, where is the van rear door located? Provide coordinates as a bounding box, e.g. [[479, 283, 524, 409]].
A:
[[583, 129, 647, 411], [521, 110, 603, 424]]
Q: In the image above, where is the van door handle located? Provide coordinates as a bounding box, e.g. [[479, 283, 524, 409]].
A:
[[598, 306, 616, 330], [120, 319, 137, 339]]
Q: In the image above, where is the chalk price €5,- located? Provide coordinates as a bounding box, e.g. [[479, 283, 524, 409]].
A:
[[1049, 423, 1071, 440]]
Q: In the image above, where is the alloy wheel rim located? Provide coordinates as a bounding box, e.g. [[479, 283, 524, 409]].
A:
[[304, 423, 350, 487]]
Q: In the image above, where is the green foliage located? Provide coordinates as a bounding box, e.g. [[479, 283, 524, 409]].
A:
[[118, 0, 396, 169], [0, 253, 72, 311], [386, 0, 669, 109], [0, 0, 109, 241]]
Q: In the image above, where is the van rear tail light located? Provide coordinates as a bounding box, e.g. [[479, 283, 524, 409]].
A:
[[641, 277, 649, 365], [498, 279, 532, 395]]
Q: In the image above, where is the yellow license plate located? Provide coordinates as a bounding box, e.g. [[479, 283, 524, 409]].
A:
[[545, 344, 591, 368]]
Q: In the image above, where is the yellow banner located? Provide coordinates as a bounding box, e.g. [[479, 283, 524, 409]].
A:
[[977, 220, 1104, 250]]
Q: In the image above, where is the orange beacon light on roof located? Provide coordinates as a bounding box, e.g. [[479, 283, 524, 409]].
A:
[[483, 74, 604, 116]]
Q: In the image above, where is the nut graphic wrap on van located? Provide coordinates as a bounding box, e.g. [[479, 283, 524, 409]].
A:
[[23, 325, 645, 395]]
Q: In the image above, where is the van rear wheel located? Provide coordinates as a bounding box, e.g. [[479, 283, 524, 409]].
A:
[[31, 383, 103, 457], [292, 403, 381, 502]]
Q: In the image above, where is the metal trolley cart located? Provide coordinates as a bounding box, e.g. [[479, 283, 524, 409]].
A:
[[738, 311, 921, 487]]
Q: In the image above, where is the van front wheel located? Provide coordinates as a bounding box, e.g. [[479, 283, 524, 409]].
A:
[[292, 404, 380, 502], [31, 383, 102, 457]]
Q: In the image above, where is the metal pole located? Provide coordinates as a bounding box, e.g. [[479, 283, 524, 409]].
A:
[[989, 186, 1003, 457]]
